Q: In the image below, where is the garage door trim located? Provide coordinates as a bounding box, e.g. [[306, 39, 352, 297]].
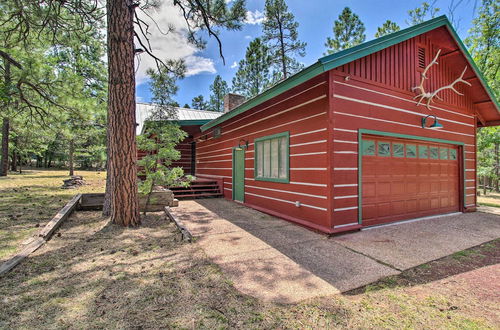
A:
[[357, 129, 466, 224]]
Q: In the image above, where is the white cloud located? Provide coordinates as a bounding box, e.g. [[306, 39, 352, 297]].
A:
[[184, 56, 216, 76], [230, 61, 238, 69], [244, 35, 252, 39], [134, 2, 216, 83], [244, 10, 265, 25]]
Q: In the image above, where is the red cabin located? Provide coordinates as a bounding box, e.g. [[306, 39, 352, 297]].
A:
[[190, 16, 499, 234], [136, 103, 222, 176]]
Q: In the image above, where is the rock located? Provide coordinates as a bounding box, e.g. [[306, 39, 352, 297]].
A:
[[61, 176, 87, 189]]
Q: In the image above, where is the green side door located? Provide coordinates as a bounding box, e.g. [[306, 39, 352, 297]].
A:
[[232, 148, 245, 202]]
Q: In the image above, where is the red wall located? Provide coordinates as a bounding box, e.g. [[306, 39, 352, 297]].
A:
[[330, 29, 478, 229], [138, 125, 198, 176], [195, 28, 480, 233], [195, 74, 333, 232]]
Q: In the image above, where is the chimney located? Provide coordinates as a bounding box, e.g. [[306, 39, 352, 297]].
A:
[[223, 93, 245, 113]]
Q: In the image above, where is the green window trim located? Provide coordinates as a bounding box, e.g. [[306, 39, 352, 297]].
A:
[[362, 139, 375, 155], [430, 146, 439, 159], [254, 131, 290, 183], [393, 143, 404, 157], [406, 144, 417, 158], [378, 142, 391, 157], [418, 145, 429, 158], [440, 147, 448, 160], [450, 148, 457, 160]]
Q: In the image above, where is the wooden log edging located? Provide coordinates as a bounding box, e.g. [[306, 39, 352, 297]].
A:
[[164, 206, 193, 242], [0, 194, 82, 276]]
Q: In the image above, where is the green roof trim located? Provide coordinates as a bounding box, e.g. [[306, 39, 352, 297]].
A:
[[140, 119, 212, 135], [201, 62, 324, 131], [176, 119, 213, 126], [201, 15, 498, 132]]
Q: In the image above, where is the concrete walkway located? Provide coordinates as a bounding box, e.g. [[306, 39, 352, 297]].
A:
[[170, 200, 500, 303], [170, 200, 397, 303], [334, 212, 500, 270]]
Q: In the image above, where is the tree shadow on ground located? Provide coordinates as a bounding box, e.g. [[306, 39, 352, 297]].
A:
[[189, 199, 500, 295], [1, 210, 353, 329], [344, 238, 500, 295]]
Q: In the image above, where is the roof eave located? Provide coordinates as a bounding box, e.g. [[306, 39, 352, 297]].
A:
[[200, 15, 498, 131], [200, 61, 324, 131]]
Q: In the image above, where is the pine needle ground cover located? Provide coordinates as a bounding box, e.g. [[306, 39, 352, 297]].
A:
[[0, 170, 106, 261], [0, 170, 498, 328]]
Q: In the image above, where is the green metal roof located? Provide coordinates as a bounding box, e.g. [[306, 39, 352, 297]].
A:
[[201, 15, 499, 132]]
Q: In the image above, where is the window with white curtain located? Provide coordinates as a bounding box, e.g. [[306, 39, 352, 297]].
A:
[[254, 132, 289, 183]]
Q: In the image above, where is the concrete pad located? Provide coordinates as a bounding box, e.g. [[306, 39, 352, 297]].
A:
[[170, 200, 399, 302], [196, 230, 277, 260], [278, 239, 400, 292], [334, 212, 500, 270], [220, 255, 341, 304]]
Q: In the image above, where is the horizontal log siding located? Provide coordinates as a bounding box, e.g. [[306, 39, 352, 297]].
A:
[[138, 131, 195, 175], [337, 31, 474, 113], [330, 68, 477, 228], [171, 136, 194, 175], [196, 74, 332, 229]]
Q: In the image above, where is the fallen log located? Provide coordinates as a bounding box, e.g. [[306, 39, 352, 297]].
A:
[[0, 194, 82, 276]]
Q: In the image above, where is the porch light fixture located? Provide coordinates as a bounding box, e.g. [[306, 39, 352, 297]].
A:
[[238, 139, 249, 149], [421, 114, 443, 129]]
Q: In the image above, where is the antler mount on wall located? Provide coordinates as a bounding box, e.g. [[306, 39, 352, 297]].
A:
[[412, 49, 471, 110]]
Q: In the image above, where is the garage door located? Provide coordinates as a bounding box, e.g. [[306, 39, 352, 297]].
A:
[[362, 135, 460, 226]]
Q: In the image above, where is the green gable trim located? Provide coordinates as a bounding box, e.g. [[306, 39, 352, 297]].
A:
[[201, 15, 498, 132], [201, 63, 324, 131], [320, 16, 449, 71], [442, 22, 500, 113]]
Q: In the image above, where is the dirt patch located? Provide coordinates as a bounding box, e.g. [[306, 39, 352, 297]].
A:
[[348, 238, 500, 292]]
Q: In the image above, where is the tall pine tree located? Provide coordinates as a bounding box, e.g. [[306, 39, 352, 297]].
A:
[[262, 0, 306, 80], [232, 38, 272, 98], [465, 0, 499, 94], [324, 7, 366, 55], [375, 20, 401, 38], [209, 75, 229, 112], [465, 0, 499, 192], [191, 95, 208, 110], [406, 2, 440, 26]]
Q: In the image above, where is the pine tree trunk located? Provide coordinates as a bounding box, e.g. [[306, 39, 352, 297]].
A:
[[1, 60, 11, 177], [105, 0, 140, 226], [69, 139, 75, 176], [278, 20, 287, 79], [10, 137, 17, 172], [483, 175, 487, 195], [495, 143, 499, 192], [1, 118, 9, 176], [102, 133, 113, 216]]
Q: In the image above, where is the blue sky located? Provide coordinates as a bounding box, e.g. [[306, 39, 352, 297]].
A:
[[136, 0, 480, 107]]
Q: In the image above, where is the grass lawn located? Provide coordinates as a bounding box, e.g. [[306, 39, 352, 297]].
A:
[[0, 169, 105, 261], [0, 170, 499, 328], [478, 191, 500, 208]]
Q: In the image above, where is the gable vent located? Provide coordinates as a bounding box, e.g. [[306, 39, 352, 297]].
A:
[[418, 47, 426, 69]]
